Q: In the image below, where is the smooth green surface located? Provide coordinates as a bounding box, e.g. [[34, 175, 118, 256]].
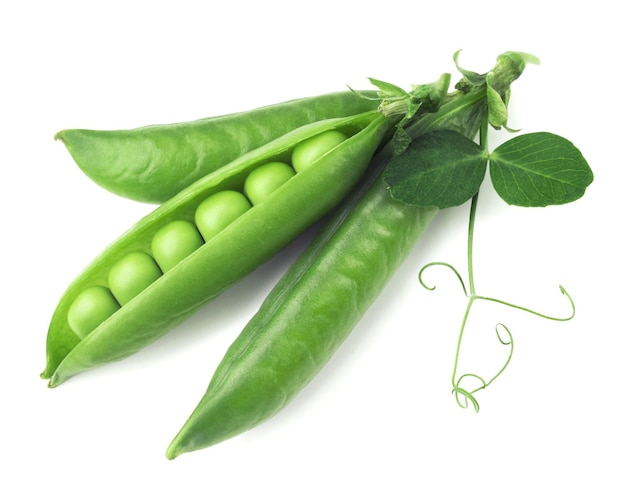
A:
[[291, 130, 348, 173], [195, 191, 251, 242], [489, 132, 593, 207], [42, 111, 390, 386], [67, 287, 120, 339], [108, 252, 162, 305], [55, 91, 379, 203], [151, 220, 204, 272], [243, 162, 295, 205]]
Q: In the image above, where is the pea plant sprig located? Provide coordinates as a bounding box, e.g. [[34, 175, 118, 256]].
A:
[[382, 51, 594, 411]]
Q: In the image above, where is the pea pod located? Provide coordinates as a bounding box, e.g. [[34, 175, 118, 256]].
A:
[[55, 91, 379, 203], [165, 84, 489, 458], [42, 110, 393, 387]]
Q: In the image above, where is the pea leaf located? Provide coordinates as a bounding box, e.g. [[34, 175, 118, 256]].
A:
[[453, 50, 486, 86], [367, 77, 408, 98], [489, 132, 594, 207], [383, 130, 488, 209]]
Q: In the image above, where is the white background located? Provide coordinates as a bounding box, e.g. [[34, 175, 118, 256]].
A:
[[2, 1, 623, 485]]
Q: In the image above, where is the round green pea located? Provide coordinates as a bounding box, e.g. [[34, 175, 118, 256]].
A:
[[291, 130, 348, 173], [195, 190, 251, 242], [108, 251, 163, 305], [67, 286, 121, 339], [244, 162, 295, 205], [151, 220, 204, 272]]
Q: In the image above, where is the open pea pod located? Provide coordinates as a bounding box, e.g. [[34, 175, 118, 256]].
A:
[[42, 110, 393, 387]]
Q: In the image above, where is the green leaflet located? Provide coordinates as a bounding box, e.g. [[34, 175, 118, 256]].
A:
[[383, 130, 487, 209], [490, 132, 594, 207]]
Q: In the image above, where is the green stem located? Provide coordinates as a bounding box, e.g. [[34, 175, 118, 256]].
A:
[[466, 117, 488, 295], [466, 195, 479, 296]]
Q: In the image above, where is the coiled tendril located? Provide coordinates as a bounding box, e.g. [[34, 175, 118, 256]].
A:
[[418, 215, 575, 412]]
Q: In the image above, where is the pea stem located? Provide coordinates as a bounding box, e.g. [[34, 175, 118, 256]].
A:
[[466, 193, 479, 297]]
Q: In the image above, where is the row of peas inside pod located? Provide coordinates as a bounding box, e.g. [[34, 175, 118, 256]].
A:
[[66, 130, 349, 340]]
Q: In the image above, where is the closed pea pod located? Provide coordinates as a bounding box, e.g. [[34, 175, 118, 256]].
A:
[[42, 110, 393, 387], [55, 91, 379, 203], [165, 156, 439, 458], [165, 79, 489, 458]]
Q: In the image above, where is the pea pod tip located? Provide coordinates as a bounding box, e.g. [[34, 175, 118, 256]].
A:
[[165, 443, 182, 461], [45, 373, 62, 389]]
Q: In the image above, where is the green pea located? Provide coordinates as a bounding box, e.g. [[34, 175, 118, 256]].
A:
[[108, 252, 163, 305], [291, 130, 348, 173], [195, 190, 252, 242], [67, 286, 120, 339], [151, 220, 204, 272], [243, 162, 295, 205]]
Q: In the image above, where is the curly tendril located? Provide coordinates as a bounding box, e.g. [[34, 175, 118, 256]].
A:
[[419, 185, 576, 413], [419, 257, 576, 412], [451, 323, 514, 412], [418, 262, 468, 296], [478, 285, 576, 322]]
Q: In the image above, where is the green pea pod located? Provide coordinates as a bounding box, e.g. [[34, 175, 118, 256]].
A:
[[55, 91, 379, 204], [165, 86, 489, 459], [42, 110, 393, 387]]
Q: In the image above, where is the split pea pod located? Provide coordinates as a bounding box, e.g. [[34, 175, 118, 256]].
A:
[[165, 87, 489, 458], [42, 110, 393, 387], [55, 91, 379, 203]]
